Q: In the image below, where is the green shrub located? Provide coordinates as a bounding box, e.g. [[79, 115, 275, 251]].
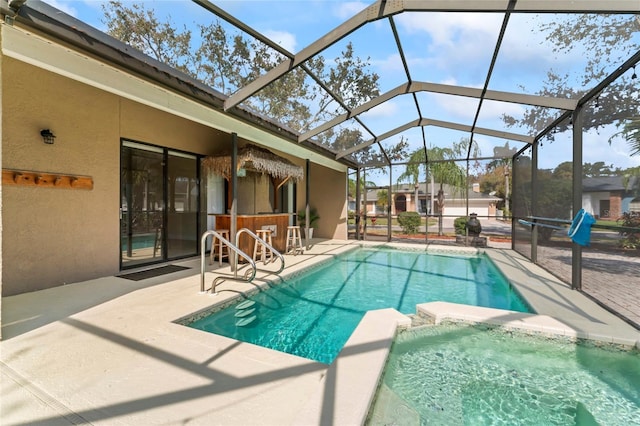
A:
[[454, 217, 467, 234], [618, 212, 640, 250], [297, 207, 320, 228], [398, 211, 421, 234]]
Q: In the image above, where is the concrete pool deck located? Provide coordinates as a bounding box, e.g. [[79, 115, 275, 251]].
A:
[[2, 240, 639, 425]]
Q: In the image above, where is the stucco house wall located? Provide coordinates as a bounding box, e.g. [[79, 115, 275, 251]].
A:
[[2, 58, 225, 295], [1, 23, 348, 297], [306, 162, 348, 239]]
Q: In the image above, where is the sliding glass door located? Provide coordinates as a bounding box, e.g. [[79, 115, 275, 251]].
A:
[[120, 141, 200, 268], [166, 150, 199, 259]]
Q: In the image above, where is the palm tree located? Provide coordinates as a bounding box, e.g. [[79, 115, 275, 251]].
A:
[[622, 116, 640, 157], [398, 139, 479, 235], [397, 148, 426, 214]]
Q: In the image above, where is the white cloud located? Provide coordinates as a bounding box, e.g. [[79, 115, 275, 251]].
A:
[[44, 0, 78, 17], [373, 53, 405, 73], [397, 11, 502, 46], [425, 92, 478, 120], [361, 100, 399, 119], [263, 30, 297, 53], [394, 11, 504, 80], [334, 2, 369, 20], [479, 100, 526, 122], [583, 126, 640, 169], [392, 11, 579, 90]]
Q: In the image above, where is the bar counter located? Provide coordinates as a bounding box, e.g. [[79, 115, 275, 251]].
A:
[[212, 213, 290, 255]]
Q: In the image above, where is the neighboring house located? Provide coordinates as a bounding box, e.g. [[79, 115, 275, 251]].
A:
[[358, 182, 501, 218], [582, 176, 639, 219]]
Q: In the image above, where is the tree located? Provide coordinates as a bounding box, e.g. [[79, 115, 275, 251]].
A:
[[479, 165, 509, 209], [621, 117, 640, 157], [376, 189, 388, 213], [333, 132, 408, 169], [512, 160, 573, 242], [502, 14, 639, 145], [582, 161, 620, 177], [484, 142, 517, 212], [102, 1, 195, 75], [398, 138, 479, 234], [101, 0, 395, 158], [348, 177, 376, 199]]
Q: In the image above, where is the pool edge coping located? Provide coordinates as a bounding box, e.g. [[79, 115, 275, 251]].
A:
[[294, 301, 640, 426], [174, 242, 482, 327]]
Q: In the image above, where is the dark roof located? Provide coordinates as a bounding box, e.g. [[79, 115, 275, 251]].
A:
[[583, 176, 638, 192], [6, 0, 356, 167]]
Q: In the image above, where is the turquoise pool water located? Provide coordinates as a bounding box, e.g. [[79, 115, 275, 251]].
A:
[[368, 323, 640, 425], [188, 247, 531, 364], [121, 234, 156, 250]]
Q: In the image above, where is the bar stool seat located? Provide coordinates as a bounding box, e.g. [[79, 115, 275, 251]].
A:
[[285, 226, 303, 255], [210, 229, 230, 266], [253, 229, 273, 264]]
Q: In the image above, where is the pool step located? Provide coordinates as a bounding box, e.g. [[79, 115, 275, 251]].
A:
[[235, 299, 257, 326], [234, 308, 256, 318], [235, 300, 256, 310], [235, 315, 257, 327]]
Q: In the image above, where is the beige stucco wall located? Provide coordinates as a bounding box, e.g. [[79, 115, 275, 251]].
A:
[[3, 58, 120, 295], [299, 162, 348, 239], [2, 55, 348, 296], [1, 58, 227, 296]]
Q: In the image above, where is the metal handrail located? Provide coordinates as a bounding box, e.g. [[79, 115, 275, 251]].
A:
[[200, 230, 257, 294], [236, 228, 285, 274], [524, 215, 640, 233], [518, 219, 565, 230]]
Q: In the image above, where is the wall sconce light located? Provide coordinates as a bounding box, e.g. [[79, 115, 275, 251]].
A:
[[40, 129, 56, 144]]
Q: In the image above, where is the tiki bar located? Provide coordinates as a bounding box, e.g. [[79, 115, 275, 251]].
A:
[[203, 144, 304, 254]]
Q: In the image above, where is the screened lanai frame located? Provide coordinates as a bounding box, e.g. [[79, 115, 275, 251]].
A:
[[191, 0, 640, 327], [198, 1, 636, 164], [12, 0, 636, 323], [193, 0, 640, 172]]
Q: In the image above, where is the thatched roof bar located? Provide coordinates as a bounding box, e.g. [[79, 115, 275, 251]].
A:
[[203, 145, 304, 182]]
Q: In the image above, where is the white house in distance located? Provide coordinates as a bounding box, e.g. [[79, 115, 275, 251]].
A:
[[359, 182, 501, 218], [582, 176, 640, 219]]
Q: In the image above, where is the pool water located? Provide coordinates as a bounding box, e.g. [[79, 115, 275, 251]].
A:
[[368, 323, 640, 425], [188, 247, 531, 364], [121, 234, 156, 250]]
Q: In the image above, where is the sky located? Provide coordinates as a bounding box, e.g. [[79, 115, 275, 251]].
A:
[[46, 0, 640, 183]]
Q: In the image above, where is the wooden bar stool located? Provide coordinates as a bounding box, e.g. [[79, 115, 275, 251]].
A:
[[210, 229, 230, 266], [253, 229, 273, 264], [285, 225, 303, 255]]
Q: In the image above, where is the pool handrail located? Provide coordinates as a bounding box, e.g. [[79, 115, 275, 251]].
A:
[[200, 230, 257, 294], [236, 228, 285, 275]]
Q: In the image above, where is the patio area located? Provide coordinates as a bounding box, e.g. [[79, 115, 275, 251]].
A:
[[2, 241, 638, 425]]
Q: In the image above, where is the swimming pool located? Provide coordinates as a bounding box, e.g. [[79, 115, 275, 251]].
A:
[[367, 322, 640, 425], [187, 246, 532, 364]]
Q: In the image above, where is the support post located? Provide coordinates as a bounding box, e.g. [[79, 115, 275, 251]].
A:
[[572, 108, 584, 290], [305, 159, 310, 249], [388, 166, 392, 242], [531, 142, 538, 262], [230, 133, 238, 272], [355, 168, 361, 240], [362, 168, 367, 240]]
